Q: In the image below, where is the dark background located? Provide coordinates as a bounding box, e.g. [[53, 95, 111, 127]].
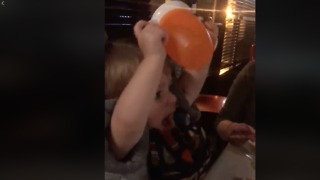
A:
[[256, 1, 320, 179], [0, 0, 320, 179], [0, 1, 105, 180]]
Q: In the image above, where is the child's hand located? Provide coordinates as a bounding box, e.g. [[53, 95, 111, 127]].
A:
[[196, 17, 219, 53], [225, 122, 256, 145], [203, 21, 219, 51], [134, 20, 167, 60]]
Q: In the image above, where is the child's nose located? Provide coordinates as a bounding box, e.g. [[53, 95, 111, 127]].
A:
[[167, 92, 177, 105]]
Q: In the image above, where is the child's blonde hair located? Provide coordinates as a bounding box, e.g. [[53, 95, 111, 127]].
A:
[[105, 39, 142, 99], [105, 39, 174, 99]]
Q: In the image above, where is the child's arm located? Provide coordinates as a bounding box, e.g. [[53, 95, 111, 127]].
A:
[[178, 22, 219, 105], [109, 21, 167, 160], [178, 63, 210, 106]]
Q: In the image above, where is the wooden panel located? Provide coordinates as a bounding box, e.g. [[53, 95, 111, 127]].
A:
[[195, 94, 226, 113]]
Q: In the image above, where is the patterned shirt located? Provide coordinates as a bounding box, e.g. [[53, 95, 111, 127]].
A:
[[148, 73, 217, 180]]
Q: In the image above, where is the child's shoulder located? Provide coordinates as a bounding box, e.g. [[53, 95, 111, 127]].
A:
[[105, 130, 149, 180]]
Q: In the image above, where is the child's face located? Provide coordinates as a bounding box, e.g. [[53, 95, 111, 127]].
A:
[[147, 72, 177, 130]]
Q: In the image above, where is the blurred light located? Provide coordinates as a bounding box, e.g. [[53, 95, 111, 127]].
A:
[[105, 23, 132, 26], [226, 6, 234, 19], [119, 15, 131, 18], [219, 67, 231, 75]]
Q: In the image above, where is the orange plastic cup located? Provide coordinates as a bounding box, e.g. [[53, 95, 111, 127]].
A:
[[159, 8, 214, 70]]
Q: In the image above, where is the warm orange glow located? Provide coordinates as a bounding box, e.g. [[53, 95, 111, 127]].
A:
[[226, 6, 234, 19]]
